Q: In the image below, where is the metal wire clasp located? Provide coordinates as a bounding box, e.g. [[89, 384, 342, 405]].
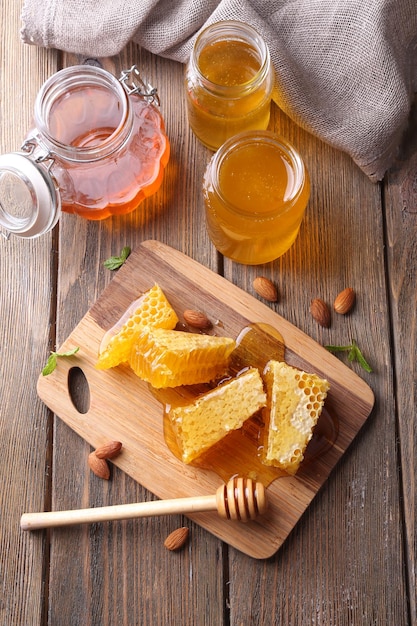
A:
[[21, 139, 55, 172], [119, 65, 160, 106]]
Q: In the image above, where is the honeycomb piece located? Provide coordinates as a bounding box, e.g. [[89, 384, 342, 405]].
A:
[[170, 368, 266, 464], [262, 360, 330, 474], [96, 284, 179, 370], [129, 327, 236, 388]]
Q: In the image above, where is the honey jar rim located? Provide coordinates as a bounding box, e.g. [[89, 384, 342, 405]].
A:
[[189, 20, 272, 97], [205, 130, 309, 218], [33, 65, 133, 162]]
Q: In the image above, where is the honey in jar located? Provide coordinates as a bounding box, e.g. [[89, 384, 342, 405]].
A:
[[185, 21, 275, 150], [0, 65, 169, 238], [203, 131, 310, 265]]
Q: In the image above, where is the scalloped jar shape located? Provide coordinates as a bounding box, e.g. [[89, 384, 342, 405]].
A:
[[0, 65, 169, 238]]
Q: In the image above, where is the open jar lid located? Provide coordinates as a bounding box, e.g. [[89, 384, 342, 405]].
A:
[[0, 152, 60, 239]]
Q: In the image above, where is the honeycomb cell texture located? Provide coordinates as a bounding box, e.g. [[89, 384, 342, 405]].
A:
[[129, 327, 236, 388], [96, 284, 179, 370], [170, 368, 266, 463], [262, 360, 329, 474]]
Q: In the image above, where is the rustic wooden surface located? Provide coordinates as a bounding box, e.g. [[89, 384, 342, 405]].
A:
[[1, 2, 416, 624]]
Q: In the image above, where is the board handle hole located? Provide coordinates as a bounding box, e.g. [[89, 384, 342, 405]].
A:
[[68, 366, 90, 414]]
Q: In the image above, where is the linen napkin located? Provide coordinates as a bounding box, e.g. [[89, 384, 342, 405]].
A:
[[21, 0, 417, 181]]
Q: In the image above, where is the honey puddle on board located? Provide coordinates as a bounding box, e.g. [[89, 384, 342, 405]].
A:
[[153, 323, 338, 486]]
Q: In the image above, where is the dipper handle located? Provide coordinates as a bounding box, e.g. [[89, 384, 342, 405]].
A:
[[20, 477, 267, 530]]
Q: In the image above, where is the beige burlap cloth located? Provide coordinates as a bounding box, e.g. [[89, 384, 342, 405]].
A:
[[21, 0, 417, 181]]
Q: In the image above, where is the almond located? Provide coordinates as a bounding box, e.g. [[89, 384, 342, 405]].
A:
[[310, 298, 331, 328], [334, 287, 356, 315], [164, 527, 189, 551], [183, 309, 212, 330], [88, 451, 110, 480], [253, 277, 278, 302], [95, 440, 123, 460]]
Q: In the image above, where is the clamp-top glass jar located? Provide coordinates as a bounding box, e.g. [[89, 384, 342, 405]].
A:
[[0, 65, 169, 238], [185, 21, 275, 150]]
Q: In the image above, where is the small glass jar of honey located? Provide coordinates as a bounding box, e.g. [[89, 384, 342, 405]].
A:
[[0, 65, 169, 238], [203, 131, 310, 265], [185, 21, 275, 150]]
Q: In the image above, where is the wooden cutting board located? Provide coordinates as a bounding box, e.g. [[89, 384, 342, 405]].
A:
[[37, 240, 374, 559]]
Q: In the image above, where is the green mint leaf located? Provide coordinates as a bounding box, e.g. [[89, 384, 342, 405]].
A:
[[353, 344, 373, 373], [325, 344, 354, 353], [325, 340, 372, 373], [348, 346, 356, 362], [56, 347, 80, 358], [42, 354, 57, 376], [103, 246, 131, 270], [42, 346, 80, 376], [120, 246, 131, 261]]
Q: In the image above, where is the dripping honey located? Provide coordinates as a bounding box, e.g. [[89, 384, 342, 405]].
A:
[[155, 323, 338, 486]]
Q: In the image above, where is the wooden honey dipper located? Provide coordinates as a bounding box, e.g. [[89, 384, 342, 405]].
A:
[[20, 477, 267, 530]]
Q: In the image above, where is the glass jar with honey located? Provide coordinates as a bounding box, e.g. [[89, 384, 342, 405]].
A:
[[0, 65, 169, 238], [203, 131, 310, 265], [185, 21, 275, 150]]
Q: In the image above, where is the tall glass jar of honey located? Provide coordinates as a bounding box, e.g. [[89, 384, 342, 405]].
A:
[[185, 21, 275, 150], [203, 131, 310, 265], [0, 65, 169, 238]]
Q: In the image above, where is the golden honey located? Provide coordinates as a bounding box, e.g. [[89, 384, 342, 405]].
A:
[[185, 21, 274, 150], [203, 131, 310, 264], [157, 323, 338, 486]]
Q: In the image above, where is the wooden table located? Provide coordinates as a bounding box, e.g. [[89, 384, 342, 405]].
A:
[[1, 4, 416, 625]]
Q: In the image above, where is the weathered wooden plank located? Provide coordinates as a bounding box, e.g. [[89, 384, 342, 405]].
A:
[[45, 49, 225, 625], [0, 1, 58, 625], [225, 105, 409, 624], [384, 95, 417, 625]]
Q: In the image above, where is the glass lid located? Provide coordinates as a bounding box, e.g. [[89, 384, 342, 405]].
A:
[[0, 153, 60, 239]]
